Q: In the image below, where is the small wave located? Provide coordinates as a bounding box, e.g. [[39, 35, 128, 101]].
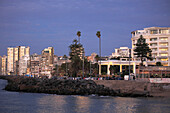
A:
[[99, 96, 110, 98]]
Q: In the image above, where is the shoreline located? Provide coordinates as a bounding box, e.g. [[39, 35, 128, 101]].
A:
[[0, 75, 170, 97]]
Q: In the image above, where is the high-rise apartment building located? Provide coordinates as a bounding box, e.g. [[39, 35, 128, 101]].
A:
[[7, 46, 30, 75], [18, 46, 30, 60], [1, 55, 7, 75], [30, 53, 41, 77], [7, 47, 14, 75], [19, 55, 30, 75], [131, 27, 170, 66], [42, 47, 54, 66]]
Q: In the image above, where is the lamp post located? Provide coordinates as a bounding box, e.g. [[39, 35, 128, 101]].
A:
[[83, 53, 84, 78], [129, 49, 131, 80]]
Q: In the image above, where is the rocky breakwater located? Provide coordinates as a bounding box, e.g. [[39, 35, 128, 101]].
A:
[[0, 76, 150, 97]]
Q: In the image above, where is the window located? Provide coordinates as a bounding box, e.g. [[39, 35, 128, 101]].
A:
[[150, 43, 157, 46], [159, 29, 169, 34], [150, 30, 158, 34], [161, 58, 168, 61], [160, 37, 168, 40], [160, 43, 168, 46], [150, 38, 157, 41], [160, 48, 168, 51], [160, 53, 168, 56]]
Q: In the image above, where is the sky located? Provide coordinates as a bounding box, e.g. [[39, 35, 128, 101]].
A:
[[0, 0, 170, 56]]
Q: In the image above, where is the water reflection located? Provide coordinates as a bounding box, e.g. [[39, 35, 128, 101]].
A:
[[75, 96, 90, 113], [113, 97, 139, 113], [36, 95, 67, 113]]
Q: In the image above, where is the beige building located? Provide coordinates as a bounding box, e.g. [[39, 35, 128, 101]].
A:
[[7, 46, 30, 75], [131, 27, 170, 66], [42, 47, 54, 66], [0, 56, 1, 75], [30, 53, 41, 77], [112, 47, 132, 58], [1, 55, 7, 75], [87, 53, 97, 64], [18, 46, 30, 59], [19, 55, 30, 75], [7, 47, 15, 75]]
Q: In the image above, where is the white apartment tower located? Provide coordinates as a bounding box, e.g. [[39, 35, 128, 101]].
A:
[[131, 27, 170, 66], [7, 47, 15, 75], [7, 46, 30, 75], [19, 55, 30, 75]]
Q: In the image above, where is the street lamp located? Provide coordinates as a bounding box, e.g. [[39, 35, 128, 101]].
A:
[[129, 49, 131, 80]]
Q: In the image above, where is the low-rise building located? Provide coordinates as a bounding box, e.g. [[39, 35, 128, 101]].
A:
[[112, 47, 132, 58], [87, 53, 97, 64]]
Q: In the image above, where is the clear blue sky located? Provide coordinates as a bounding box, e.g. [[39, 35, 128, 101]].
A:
[[0, 0, 170, 56]]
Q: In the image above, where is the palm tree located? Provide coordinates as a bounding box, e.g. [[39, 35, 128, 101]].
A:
[[77, 31, 81, 44], [96, 31, 101, 75]]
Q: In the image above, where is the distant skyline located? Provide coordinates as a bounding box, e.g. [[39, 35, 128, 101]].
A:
[[0, 0, 170, 56]]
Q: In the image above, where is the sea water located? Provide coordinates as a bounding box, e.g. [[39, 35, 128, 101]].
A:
[[0, 79, 170, 113]]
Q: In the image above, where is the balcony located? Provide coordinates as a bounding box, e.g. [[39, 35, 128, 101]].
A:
[[159, 51, 168, 54], [150, 46, 157, 48], [159, 45, 168, 48], [152, 51, 157, 53], [159, 40, 168, 42], [149, 40, 158, 43]]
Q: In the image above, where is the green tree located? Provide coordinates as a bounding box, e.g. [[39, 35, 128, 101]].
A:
[[69, 39, 84, 60], [63, 54, 67, 59], [134, 35, 152, 66], [53, 64, 59, 76], [69, 39, 84, 77], [156, 62, 162, 66], [95, 54, 100, 62], [96, 31, 101, 38]]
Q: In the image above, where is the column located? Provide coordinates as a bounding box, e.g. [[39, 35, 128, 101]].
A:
[[120, 65, 122, 72], [133, 63, 136, 76], [99, 64, 101, 75], [107, 64, 110, 75]]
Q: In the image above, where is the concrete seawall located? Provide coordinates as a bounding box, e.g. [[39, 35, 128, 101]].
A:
[[94, 80, 170, 97]]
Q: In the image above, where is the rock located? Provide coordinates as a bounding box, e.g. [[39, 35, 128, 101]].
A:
[[0, 75, 152, 97]]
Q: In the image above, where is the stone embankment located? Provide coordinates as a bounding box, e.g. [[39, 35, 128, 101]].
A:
[[94, 80, 170, 97], [0, 76, 151, 97]]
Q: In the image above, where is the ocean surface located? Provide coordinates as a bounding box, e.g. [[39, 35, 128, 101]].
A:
[[0, 79, 170, 113]]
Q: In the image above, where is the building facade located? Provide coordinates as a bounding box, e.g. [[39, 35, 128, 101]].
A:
[[1, 55, 7, 75], [0, 56, 2, 75], [19, 55, 30, 75], [7, 46, 30, 75], [131, 27, 170, 66], [42, 47, 54, 66], [112, 47, 132, 58], [30, 53, 41, 77], [7, 47, 14, 75], [87, 53, 97, 64]]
